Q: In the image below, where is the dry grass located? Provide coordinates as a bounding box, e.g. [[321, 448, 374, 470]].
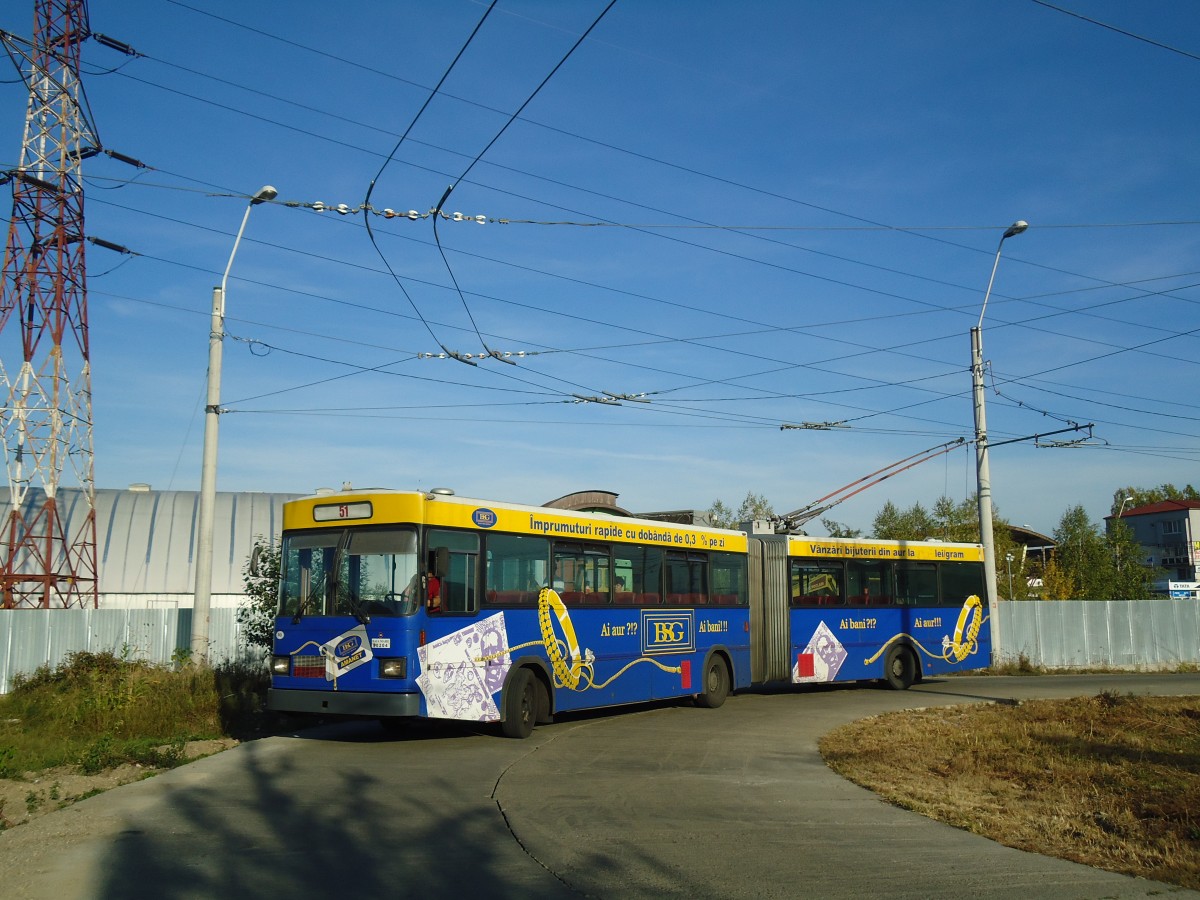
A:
[[820, 693, 1200, 890]]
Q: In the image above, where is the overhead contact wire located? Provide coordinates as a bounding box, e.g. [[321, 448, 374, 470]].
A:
[[360, 0, 499, 353], [430, 0, 618, 363]]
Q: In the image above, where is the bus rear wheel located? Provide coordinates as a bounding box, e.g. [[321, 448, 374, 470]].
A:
[[502, 668, 537, 738], [697, 656, 730, 709], [883, 646, 917, 691]]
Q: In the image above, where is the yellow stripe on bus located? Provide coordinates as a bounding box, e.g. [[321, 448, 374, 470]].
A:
[[788, 536, 983, 563], [283, 491, 748, 552]]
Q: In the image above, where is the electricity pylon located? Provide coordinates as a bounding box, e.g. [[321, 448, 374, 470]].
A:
[[0, 0, 98, 608]]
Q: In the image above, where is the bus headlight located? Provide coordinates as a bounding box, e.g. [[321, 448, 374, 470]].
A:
[[378, 657, 407, 679], [271, 655, 291, 676]]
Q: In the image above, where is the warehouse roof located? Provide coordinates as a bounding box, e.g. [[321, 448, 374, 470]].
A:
[[0, 486, 300, 595]]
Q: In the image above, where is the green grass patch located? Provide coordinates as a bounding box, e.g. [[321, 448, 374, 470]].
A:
[[0, 651, 270, 778]]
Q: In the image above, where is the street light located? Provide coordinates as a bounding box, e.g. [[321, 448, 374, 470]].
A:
[[972, 219, 1026, 665], [1005, 552, 1015, 600], [1115, 496, 1135, 574], [191, 185, 277, 664]]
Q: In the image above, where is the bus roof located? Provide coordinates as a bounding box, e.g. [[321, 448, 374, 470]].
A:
[[282, 489, 749, 553]]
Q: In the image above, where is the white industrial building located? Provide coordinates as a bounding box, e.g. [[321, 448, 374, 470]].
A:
[[0, 485, 301, 609]]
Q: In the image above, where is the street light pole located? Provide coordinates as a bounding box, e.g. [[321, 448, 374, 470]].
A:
[[191, 185, 277, 664], [1116, 496, 1134, 575], [973, 220, 1026, 666]]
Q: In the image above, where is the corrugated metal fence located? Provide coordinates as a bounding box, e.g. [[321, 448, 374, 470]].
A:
[[1, 600, 1198, 694], [999, 599, 1200, 669], [0, 608, 261, 693]]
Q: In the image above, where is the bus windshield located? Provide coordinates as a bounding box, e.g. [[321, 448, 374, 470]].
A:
[[279, 527, 420, 618]]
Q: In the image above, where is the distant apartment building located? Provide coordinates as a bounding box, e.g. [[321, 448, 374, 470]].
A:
[[1108, 499, 1200, 597]]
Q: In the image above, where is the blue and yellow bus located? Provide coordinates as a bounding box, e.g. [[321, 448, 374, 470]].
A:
[[748, 531, 989, 692], [267, 489, 989, 736], [267, 488, 750, 737]]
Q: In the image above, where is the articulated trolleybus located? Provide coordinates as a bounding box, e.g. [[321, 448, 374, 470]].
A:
[[267, 489, 990, 737]]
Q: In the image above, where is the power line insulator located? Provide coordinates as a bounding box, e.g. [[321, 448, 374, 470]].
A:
[[91, 32, 138, 55]]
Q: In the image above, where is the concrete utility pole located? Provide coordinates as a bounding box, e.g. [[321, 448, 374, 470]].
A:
[[191, 185, 276, 664], [973, 220, 1026, 665]]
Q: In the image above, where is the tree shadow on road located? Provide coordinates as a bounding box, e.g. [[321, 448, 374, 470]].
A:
[[94, 720, 577, 898]]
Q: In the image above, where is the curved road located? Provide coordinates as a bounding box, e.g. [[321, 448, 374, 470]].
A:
[[3, 673, 1199, 899]]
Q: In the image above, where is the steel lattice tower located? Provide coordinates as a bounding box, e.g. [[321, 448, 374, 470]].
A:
[[0, 0, 97, 609]]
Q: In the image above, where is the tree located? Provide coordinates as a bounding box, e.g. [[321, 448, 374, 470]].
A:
[[929, 496, 982, 543], [238, 536, 281, 652], [1107, 520, 1157, 600], [1111, 483, 1199, 516], [1052, 505, 1110, 599], [870, 496, 1011, 550], [1046, 506, 1157, 600], [707, 491, 774, 529], [871, 500, 934, 540], [820, 518, 862, 538], [870, 495, 1023, 596], [1039, 556, 1074, 600]]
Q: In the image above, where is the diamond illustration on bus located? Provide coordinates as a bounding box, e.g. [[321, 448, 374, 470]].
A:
[[793, 621, 847, 684]]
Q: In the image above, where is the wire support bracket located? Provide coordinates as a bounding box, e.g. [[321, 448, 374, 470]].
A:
[[780, 420, 850, 431], [571, 395, 622, 405], [417, 349, 533, 361], [990, 422, 1095, 450]]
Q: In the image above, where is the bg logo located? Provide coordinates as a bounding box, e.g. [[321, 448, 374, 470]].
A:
[[654, 621, 684, 642], [472, 508, 497, 528], [642, 610, 694, 654]]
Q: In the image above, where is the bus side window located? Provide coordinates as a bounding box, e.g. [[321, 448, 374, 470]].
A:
[[552, 542, 612, 606], [790, 561, 843, 606], [895, 563, 937, 606], [711, 551, 748, 606], [617, 544, 662, 605], [940, 561, 985, 607], [612, 557, 636, 604], [584, 546, 612, 605], [666, 551, 707, 606], [427, 528, 480, 614], [484, 533, 548, 606], [847, 561, 893, 606]]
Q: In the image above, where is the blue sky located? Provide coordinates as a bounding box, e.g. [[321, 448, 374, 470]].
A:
[[2, 0, 1198, 536]]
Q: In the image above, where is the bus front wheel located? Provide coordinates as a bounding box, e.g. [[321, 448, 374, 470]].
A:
[[883, 646, 917, 691], [697, 656, 730, 709], [502, 668, 537, 738]]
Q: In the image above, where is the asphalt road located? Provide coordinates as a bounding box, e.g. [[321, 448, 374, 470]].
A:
[[3, 673, 1199, 899]]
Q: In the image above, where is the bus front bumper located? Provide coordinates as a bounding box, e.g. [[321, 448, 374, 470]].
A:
[[268, 688, 420, 717]]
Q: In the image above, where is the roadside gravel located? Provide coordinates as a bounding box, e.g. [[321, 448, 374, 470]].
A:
[[0, 739, 237, 830]]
